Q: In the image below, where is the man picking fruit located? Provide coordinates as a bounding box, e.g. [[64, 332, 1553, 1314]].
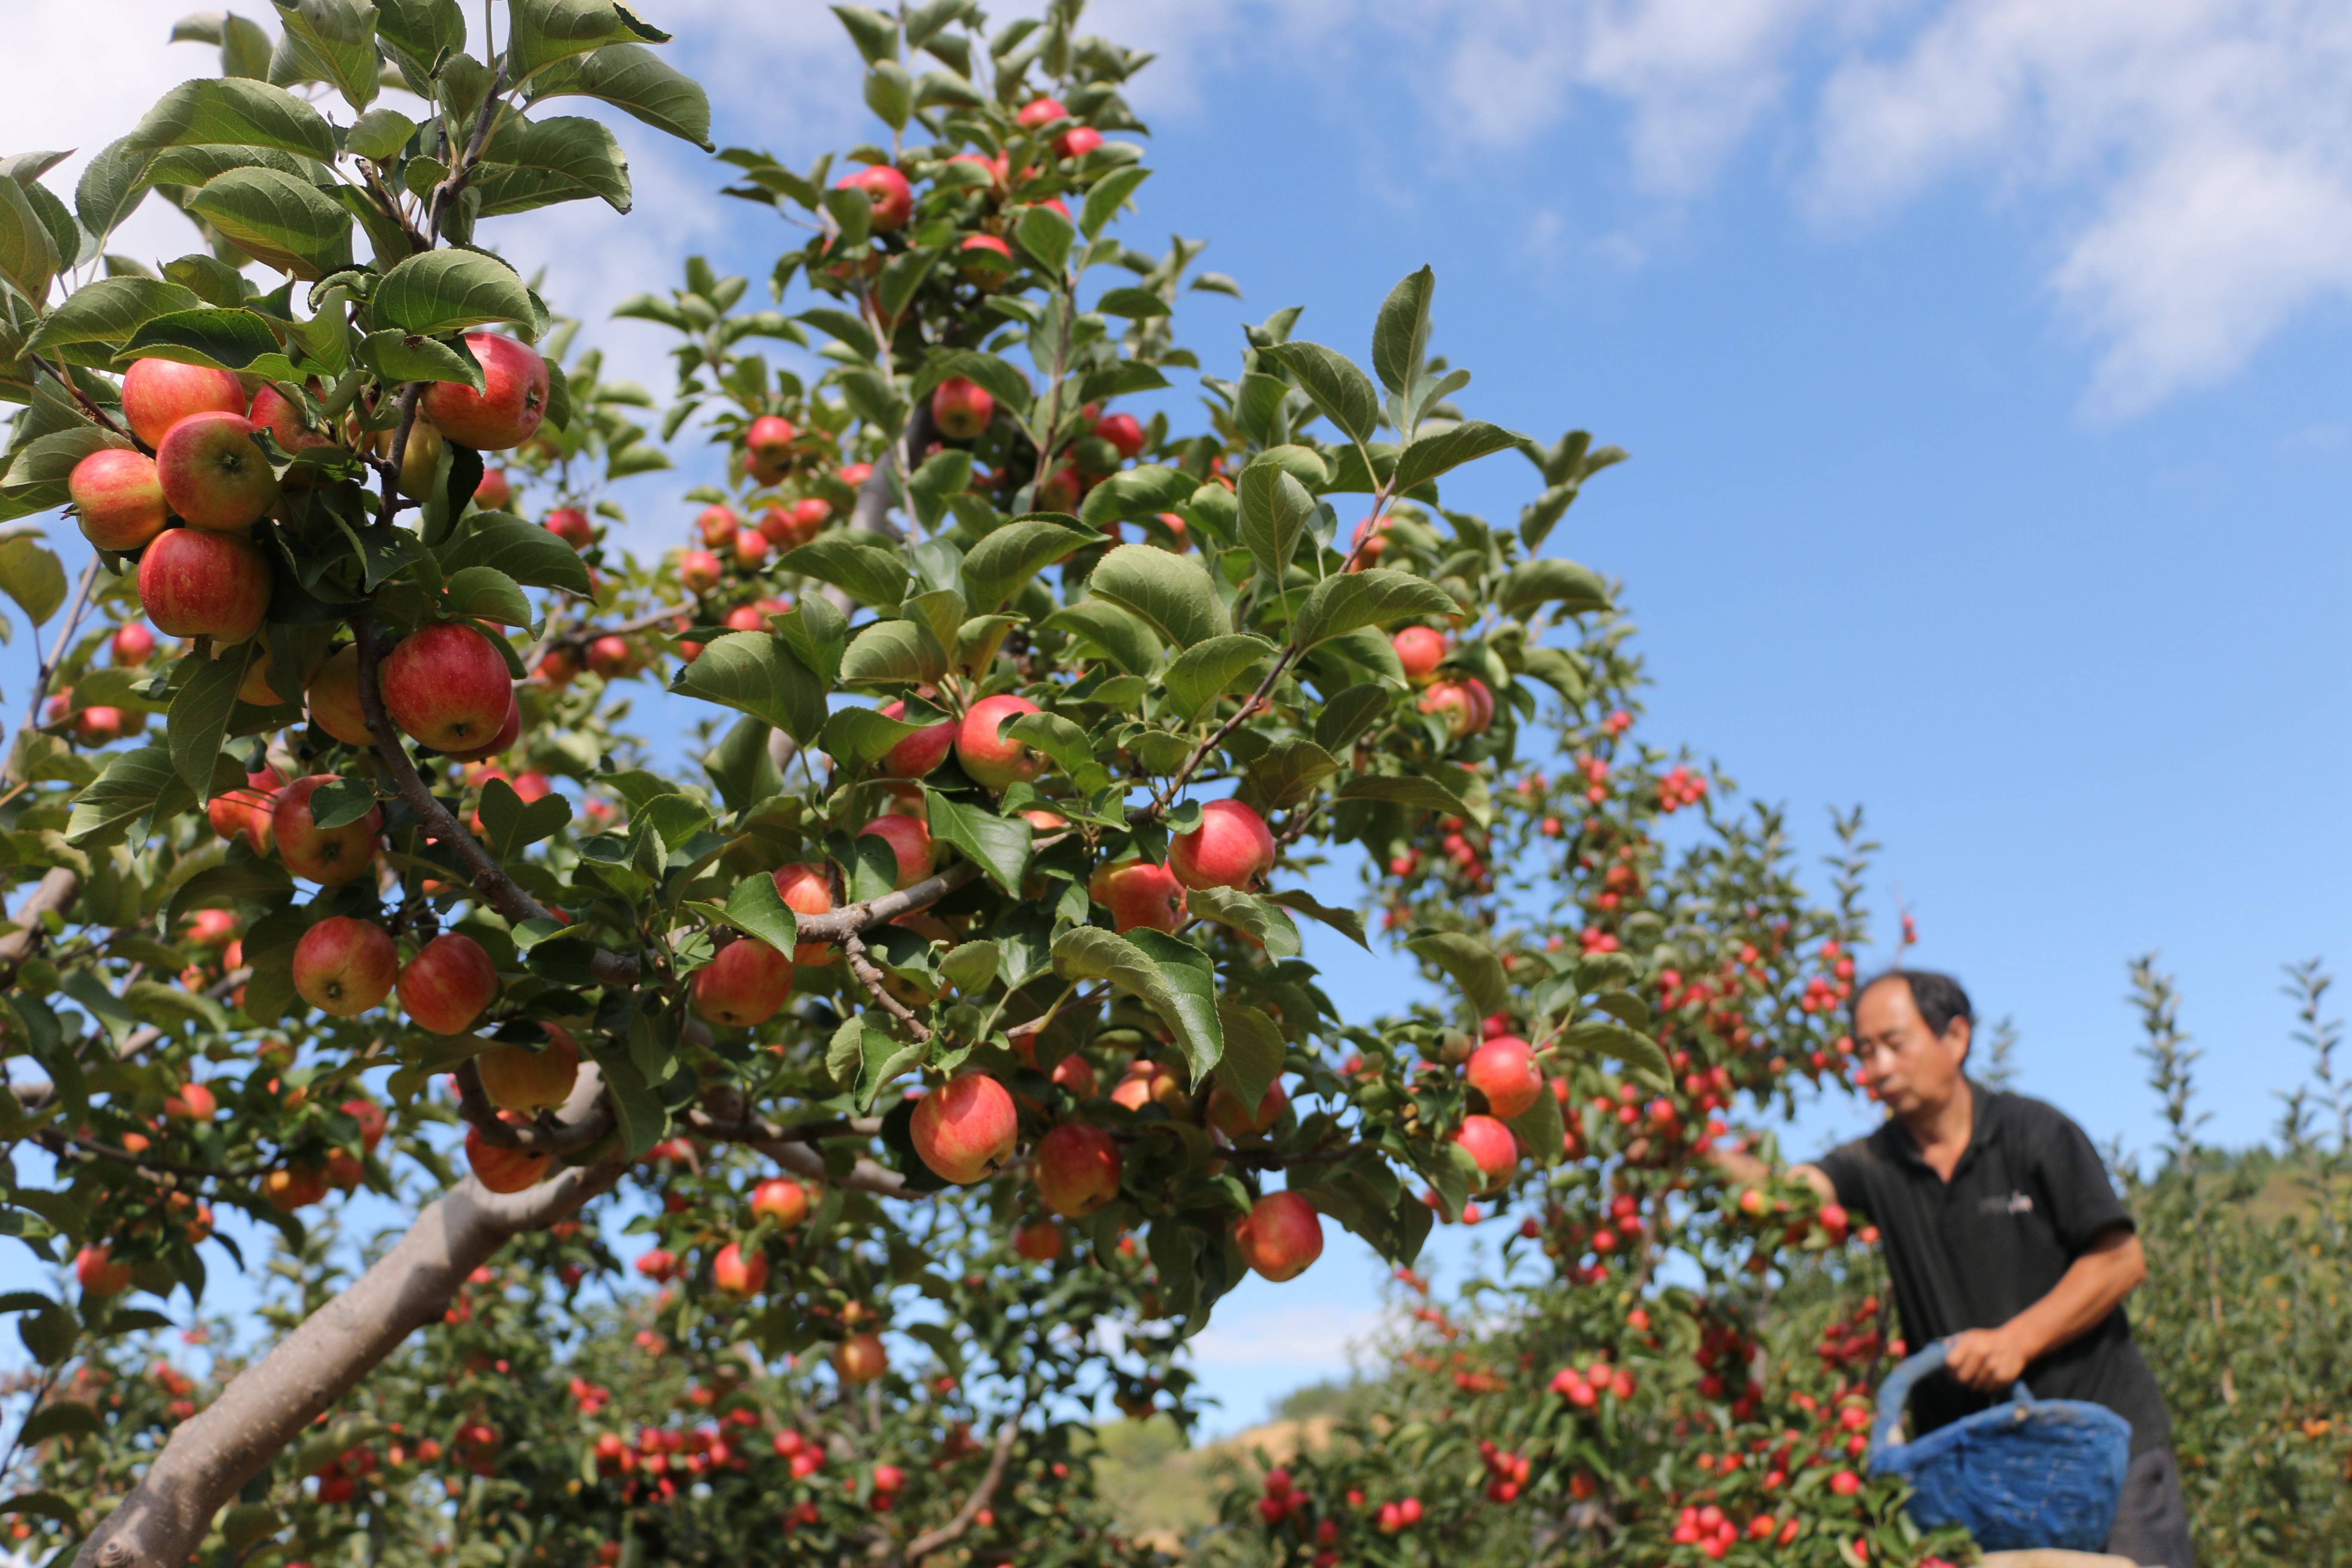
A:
[[1716, 970, 2193, 1568]]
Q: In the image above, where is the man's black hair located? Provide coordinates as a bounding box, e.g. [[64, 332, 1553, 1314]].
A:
[[1856, 968, 1974, 1038]]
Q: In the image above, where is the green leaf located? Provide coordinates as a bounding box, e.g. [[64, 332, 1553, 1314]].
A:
[[704, 715, 780, 813], [0, 179, 58, 304], [374, 250, 537, 340], [1040, 600, 1158, 677], [1004, 710, 1110, 793], [119, 307, 287, 374], [272, 0, 382, 112], [773, 594, 846, 686], [358, 329, 484, 390], [1260, 341, 1381, 445], [506, 0, 671, 83], [1187, 888, 1300, 960], [169, 651, 248, 796], [436, 511, 593, 595], [1372, 265, 1434, 399], [1334, 772, 1473, 818], [185, 168, 352, 278], [525, 45, 715, 152], [75, 138, 157, 243], [443, 566, 534, 627], [165, 859, 295, 929], [1497, 557, 1611, 619], [475, 776, 571, 860], [66, 746, 196, 848], [838, 619, 946, 687], [939, 939, 998, 993], [24, 278, 202, 360], [1093, 287, 1170, 319], [673, 631, 827, 745], [1237, 460, 1316, 586], [1406, 931, 1507, 1019], [1290, 568, 1457, 652], [858, 1026, 929, 1115], [1503, 1075, 1565, 1168], [1210, 999, 1285, 1122], [1241, 738, 1339, 812], [1079, 166, 1150, 241], [1052, 925, 1224, 1084], [586, 1040, 668, 1160], [376, 0, 466, 67], [959, 518, 1090, 612], [0, 1491, 80, 1532], [346, 108, 420, 162], [778, 534, 908, 609], [924, 791, 1029, 896], [1162, 634, 1274, 723], [1262, 888, 1368, 951], [16, 1301, 74, 1366], [1391, 419, 1522, 494], [910, 348, 1030, 411], [710, 874, 799, 955], [478, 114, 633, 214], [17, 1402, 101, 1445], [1014, 203, 1073, 274], [820, 704, 931, 770], [1077, 465, 1195, 530], [0, 538, 65, 627], [1087, 543, 1226, 650], [831, 3, 899, 63], [1312, 684, 1390, 753], [127, 78, 338, 161], [1564, 1018, 1670, 1083], [864, 60, 913, 130]]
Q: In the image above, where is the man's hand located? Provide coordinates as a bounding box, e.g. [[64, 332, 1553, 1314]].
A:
[[1945, 1326, 2032, 1390]]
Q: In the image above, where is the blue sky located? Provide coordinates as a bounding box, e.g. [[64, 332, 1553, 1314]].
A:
[[7, 0, 2352, 1432]]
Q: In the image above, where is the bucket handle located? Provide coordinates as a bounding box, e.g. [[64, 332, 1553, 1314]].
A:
[[1869, 1338, 2037, 1461]]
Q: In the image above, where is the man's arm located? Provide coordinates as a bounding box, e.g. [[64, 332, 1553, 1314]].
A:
[[1709, 1143, 1835, 1204], [1944, 1224, 2146, 1390]]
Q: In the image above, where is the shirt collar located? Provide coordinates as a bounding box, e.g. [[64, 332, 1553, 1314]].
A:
[[1882, 1078, 1998, 1175]]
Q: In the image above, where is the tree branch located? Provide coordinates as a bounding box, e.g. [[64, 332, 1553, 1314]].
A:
[[685, 1106, 914, 1197], [899, 1412, 1022, 1560], [0, 867, 79, 986], [842, 931, 931, 1041], [451, 1057, 614, 1155]]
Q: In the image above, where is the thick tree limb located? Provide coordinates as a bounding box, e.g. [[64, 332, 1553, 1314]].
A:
[[70, 1160, 622, 1568], [0, 867, 79, 983], [686, 1106, 914, 1197]]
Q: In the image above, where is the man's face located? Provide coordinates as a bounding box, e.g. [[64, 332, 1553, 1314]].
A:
[[1852, 979, 1969, 1120]]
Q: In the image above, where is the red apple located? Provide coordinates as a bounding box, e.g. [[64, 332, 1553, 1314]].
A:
[[959, 233, 1013, 284], [75, 1244, 134, 1295], [69, 448, 169, 550], [772, 863, 835, 964], [909, 1072, 1017, 1185], [381, 623, 514, 752], [750, 1177, 809, 1228], [1392, 626, 1448, 682], [293, 916, 398, 1016], [1013, 1221, 1063, 1262], [1209, 1076, 1288, 1139], [877, 700, 954, 777], [1092, 412, 1145, 459], [955, 693, 1044, 788], [1051, 1054, 1097, 1098], [165, 1080, 218, 1120], [396, 932, 499, 1035], [1056, 125, 1103, 160], [680, 549, 722, 595], [343, 1097, 387, 1153], [585, 635, 631, 677], [695, 504, 738, 547], [1451, 1114, 1519, 1192], [792, 497, 831, 535], [120, 358, 245, 447], [111, 622, 154, 665], [306, 644, 375, 747], [730, 527, 768, 570], [1016, 97, 1068, 129], [833, 1333, 887, 1384], [1465, 1035, 1540, 1118], [544, 506, 593, 548], [1170, 799, 1276, 892], [465, 1123, 549, 1194], [263, 1164, 328, 1212], [137, 527, 271, 642], [473, 468, 512, 510], [930, 376, 994, 440], [476, 1032, 578, 1111], [272, 775, 383, 885], [858, 815, 935, 889], [745, 414, 796, 483], [236, 645, 289, 706], [1234, 1191, 1323, 1282], [1035, 468, 1081, 512], [1088, 860, 1185, 934], [713, 1241, 768, 1296], [1109, 1058, 1190, 1115], [420, 333, 549, 450], [835, 164, 912, 230], [1032, 1122, 1120, 1217], [1421, 677, 1494, 738], [156, 410, 279, 531], [442, 693, 521, 763], [692, 937, 793, 1027], [75, 707, 126, 744]]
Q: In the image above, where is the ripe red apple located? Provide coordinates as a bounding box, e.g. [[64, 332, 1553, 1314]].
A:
[[723, 605, 765, 632], [1465, 1035, 1541, 1118], [121, 358, 245, 447], [262, 1164, 328, 1212], [75, 1244, 134, 1295], [955, 693, 1044, 788], [1088, 859, 1185, 934], [750, 1177, 809, 1228], [1170, 799, 1277, 892], [245, 384, 334, 476], [858, 815, 935, 889], [1035, 467, 1081, 512], [544, 506, 593, 548], [1092, 413, 1145, 459], [465, 1124, 550, 1194], [876, 700, 954, 777], [343, 1097, 387, 1154], [1110, 1058, 1190, 1115], [1209, 1076, 1289, 1139], [930, 376, 994, 440], [1234, 1191, 1323, 1282], [791, 496, 831, 535], [1421, 677, 1494, 738], [293, 916, 398, 1016], [477, 1031, 578, 1111], [272, 775, 383, 885], [137, 527, 271, 642], [1016, 97, 1068, 129], [381, 623, 514, 752], [1013, 1221, 1063, 1262], [420, 333, 549, 450], [70, 448, 169, 550], [712, 1241, 769, 1296], [694, 504, 738, 547], [833, 1332, 887, 1384], [111, 622, 155, 665], [473, 468, 512, 510], [1056, 125, 1103, 159], [731, 527, 768, 569], [1392, 626, 1448, 682], [692, 936, 793, 1027], [772, 862, 835, 964], [959, 232, 1013, 284], [1051, 1054, 1097, 1098], [156, 410, 279, 531], [75, 706, 126, 744], [442, 693, 521, 763], [585, 635, 631, 677], [745, 414, 796, 483], [396, 932, 499, 1035], [1033, 1122, 1121, 1216], [305, 645, 376, 747], [165, 1080, 218, 1120], [1451, 1114, 1519, 1192], [184, 908, 238, 948], [835, 164, 912, 230], [910, 1073, 1017, 1185], [680, 549, 722, 595]]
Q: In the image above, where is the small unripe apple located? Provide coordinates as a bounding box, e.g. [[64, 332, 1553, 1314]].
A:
[[1087, 859, 1185, 934], [465, 1124, 550, 1194], [293, 916, 398, 1016], [909, 1072, 1017, 1184], [836, 164, 912, 230], [1012, 1221, 1063, 1262], [930, 376, 994, 440], [393, 415, 446, 500], [772, 862, 835, 964], [70, 448, 169, 550], [680, 549, 722, 595], [750, 1177, 809, 1228], [1032, 1122, 1120, 1216], [156, 411, 279, 531], [858, 815, 935, 889], [1392, 626, 1448, 682], [396, 932, 499, 1035], [1170, 799, 1277, 892], [833, 1332, 887, 1384], [272, 775, 382, 885], [477, 1030, 578, 1111], [692, 937, 793, 1027], [1465, 1035, 1541, 1118], [1234, 1191, 1323, 1282], [420, 333, 549, 450], [75, 1244, 134, 1295], [381, 623, 514, 752], [111, 622, 155, 665], [1451, 1114, 1519, 1192], [712, 1241, 769, 1296], [137, 527, 271, 643], [877, 700, 954, 777], [955, 693, 1044, 788], [305, 644, 375, 747], [544, 507, 593, 548], [1209, 1076, 1289, 1139]]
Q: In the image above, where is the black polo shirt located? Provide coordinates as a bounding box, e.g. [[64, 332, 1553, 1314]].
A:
[[1816, 1083, 2171, 1457]]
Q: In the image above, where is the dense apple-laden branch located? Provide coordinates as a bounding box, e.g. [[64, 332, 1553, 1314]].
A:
[[895, 1411, 1023, 1562]]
